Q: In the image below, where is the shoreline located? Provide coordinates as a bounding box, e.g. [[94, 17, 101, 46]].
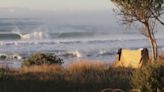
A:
[[1, 50, 164, 69]]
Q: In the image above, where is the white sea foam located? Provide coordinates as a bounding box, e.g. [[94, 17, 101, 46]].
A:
[[99, 49, 107, 55], [62, 50, 82, 58], [12, 54, 22, 60], [21, 32, 46, 40], [0, 53, 22, 61]]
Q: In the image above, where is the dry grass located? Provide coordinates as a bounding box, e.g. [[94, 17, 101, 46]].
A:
[[18, 64, 64, 74], [4, 64, 65, 81], [12, 60, 108, 75], [67, 60, 108, 73], [0, 60, 132, 92]]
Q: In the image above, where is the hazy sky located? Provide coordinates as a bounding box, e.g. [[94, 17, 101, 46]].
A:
[[0, 0, 114, 11]]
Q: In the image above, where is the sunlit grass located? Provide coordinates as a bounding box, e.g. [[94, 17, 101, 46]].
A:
[[19, 64, 64, 74], [67, 60, 108, 73], [0, 60, 133, 92]]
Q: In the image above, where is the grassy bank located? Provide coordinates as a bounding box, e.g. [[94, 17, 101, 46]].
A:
[[1, 58, 164, 92], [0, 61, 132, 92]]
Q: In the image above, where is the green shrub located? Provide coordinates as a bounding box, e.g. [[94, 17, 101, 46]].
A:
[[22, 53, 63, 66], [131, 63, 164, 92], [0, 69, 6, 80]]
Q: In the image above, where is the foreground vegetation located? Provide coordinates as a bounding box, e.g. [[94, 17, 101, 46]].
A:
[[0, 53, 164, 92], [0, 62, 164, 92], [22, 52, 63, 66], [0, 61, 132, 92]]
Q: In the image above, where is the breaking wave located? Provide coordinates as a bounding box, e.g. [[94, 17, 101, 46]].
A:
[[0, 53, 22, 60], [21, 32, 47, 40], [0, 32, 47, 40], [61, 50, 82, 58]]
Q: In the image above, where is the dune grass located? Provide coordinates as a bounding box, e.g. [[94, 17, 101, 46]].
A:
[[0, 61, 133, 92], [1, 54, 164, 92], [1, 58, 164, 92]]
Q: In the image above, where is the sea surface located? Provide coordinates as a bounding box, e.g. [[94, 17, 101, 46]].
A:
[[0, 17, 164, 68]]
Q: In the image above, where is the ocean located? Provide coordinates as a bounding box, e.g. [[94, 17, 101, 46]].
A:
[[0, 12, 164, 68]]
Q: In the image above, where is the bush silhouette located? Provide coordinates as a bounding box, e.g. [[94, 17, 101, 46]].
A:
[[131, 63, 164, 92], [23, 53, 63, 66]]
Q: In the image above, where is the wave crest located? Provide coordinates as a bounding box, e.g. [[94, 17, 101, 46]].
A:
[[21, 32, 47, 40], [0, 32, 47, 40]]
